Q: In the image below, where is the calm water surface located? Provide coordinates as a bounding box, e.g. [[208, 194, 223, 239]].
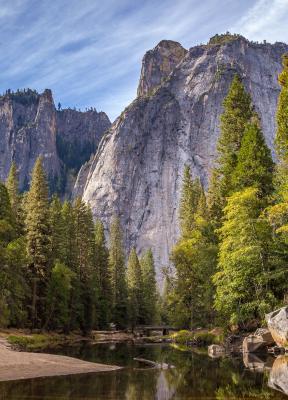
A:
[[0, 342, 287, 399]]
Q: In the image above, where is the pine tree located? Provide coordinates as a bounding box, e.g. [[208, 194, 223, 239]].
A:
[[127, 248, 143, 328], [208, 74, 253, 216], [50, 195, 65, 264], [141, 249, 157, 324], [275, 53, 288, 161], [73, 198, 95, 334], [25, 157, 51, 328], [6, 162, 23, 232], [268, 54, 288, 240], [213, 188, 276, 327], [171, 185, 217, 328], [0, 182, 15, 243], [94, 220, 111, 328], [61, 201, 77, 270], [109, 216, 127, 328], [231, 116, 274, 197], [179, 165, 202, 238], [46, 262, 74, 331]]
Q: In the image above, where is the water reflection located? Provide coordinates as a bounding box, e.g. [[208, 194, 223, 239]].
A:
[[269, 356, 288, 396], [0, 343, 287, 399]]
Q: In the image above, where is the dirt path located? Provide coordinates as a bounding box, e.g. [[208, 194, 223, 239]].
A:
[[0, 338, 121, 381]]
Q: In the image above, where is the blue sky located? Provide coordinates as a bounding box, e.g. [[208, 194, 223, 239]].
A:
[[0, 0, 287, 121]]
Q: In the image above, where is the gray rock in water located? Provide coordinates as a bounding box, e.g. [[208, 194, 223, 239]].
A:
[[208, 344, 226, 358], [243, 352, 274, 372], [269, 356, 288, 395], [80, 36, 288, 281], [266, 307, 288, 348]]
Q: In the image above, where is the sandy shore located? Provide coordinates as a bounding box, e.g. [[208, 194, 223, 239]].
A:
[[0, 338, 121, 381]]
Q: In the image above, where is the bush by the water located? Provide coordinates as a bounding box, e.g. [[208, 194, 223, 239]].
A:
[[170, 330, 224, 346]]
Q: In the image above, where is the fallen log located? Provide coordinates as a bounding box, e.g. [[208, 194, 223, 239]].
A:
[[133, 357, 175, 369]]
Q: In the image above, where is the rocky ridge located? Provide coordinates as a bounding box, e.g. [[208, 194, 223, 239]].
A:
[[80, 36, 288, 279], [0, 89, 110, 193]]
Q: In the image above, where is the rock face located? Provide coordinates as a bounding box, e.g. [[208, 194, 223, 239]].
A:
[[137, 40, 187, 97], [81, 36, 288, 279], [0, 90, 110, 193], [266, 307, 288, 348], [269, 356, 288, 395], [242, 329, 274, 353]]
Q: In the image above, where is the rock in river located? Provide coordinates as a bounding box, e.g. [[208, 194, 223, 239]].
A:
[[266, 307, 288, 348]]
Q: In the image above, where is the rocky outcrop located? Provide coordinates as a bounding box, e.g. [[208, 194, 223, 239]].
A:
[[0, 89, 60, 190], [137, 40, 187, 97], [269, 356, 288, 395], [80, 36, 288, 279], [266, 307, 288, 348], [56, 108, 110, 171], [0, 90, 110, 193], [242, 329, 274, 353]]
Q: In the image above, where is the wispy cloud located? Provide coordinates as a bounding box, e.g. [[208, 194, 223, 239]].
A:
[[0, 0, 287, 120], [231, 0, 288, 42]]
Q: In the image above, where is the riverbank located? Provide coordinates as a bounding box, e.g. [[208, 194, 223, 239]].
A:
[[0, 337, 121, 382]]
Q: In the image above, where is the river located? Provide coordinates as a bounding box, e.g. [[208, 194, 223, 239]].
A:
[[0, 342, 287, 399]]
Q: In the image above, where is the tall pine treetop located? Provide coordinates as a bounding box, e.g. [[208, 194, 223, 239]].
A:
[[276, 53, 288, 161], [231, 116, 274, 197], [214, 74, 253, 195]]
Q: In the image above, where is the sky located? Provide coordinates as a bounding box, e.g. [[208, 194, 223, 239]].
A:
[[0, 0, 287, 121]]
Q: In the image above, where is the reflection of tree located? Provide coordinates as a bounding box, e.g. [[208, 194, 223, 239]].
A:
[[0, 344, 287, 399]]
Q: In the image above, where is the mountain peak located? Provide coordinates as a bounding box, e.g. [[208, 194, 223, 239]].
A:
[[137, 40, 187, 97]]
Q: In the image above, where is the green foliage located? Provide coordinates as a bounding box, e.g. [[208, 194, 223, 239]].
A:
[[208, 74, 253, 217], [213, 188, 278, 327], [140, 249, 158, 324], [171, 173, 217, 328], [25, 157, 51, 328], [94, 220, 111, 328], [127, 248, 143, 327], [56, 135, 95, 171], [208, 32, 242, 46], [231, 117, 274, 197], [46, 262, 74, 331], [275, 53, 288, 161], [109, 216, 128, 328]]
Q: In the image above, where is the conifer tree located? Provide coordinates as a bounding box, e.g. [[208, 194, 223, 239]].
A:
[[268, 54, 288, 240], [73, 198, 95, 333], [179, 165, 202, 238], [208, 74, 253, 215], [0, 182, 15, 243], [171, 184, 217, 328], [127, 248, 143, 328], [25, 157, 51, 328], [231, 117, 274, 197], [6, 162, 23, 232], [94, 220, 111, 328], [213, 188, 276, 327], [50, 195, 65, 264], [61, 201, 77, 270], [109, 216, 127, 328], [141, 249, 157, 324], [46, 262, 74, 331]]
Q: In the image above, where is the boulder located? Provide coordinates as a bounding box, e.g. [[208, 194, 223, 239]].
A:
[[243, 352, 274, 372], [243, 336, 266, 353], [242, 329, 274, 353], [268, 356, 288, 396], [266, 307, 288, 348], [208, 344, 226, 358], [254, 328, 274, 344]]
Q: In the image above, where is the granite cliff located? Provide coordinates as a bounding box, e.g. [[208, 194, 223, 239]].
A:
[[0, 89, 110, 193], [80, 35, 288, 278]]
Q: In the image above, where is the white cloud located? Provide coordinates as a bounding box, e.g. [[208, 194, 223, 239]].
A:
[[232, 0, 288, 42], [0, 0, 287, 120]]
